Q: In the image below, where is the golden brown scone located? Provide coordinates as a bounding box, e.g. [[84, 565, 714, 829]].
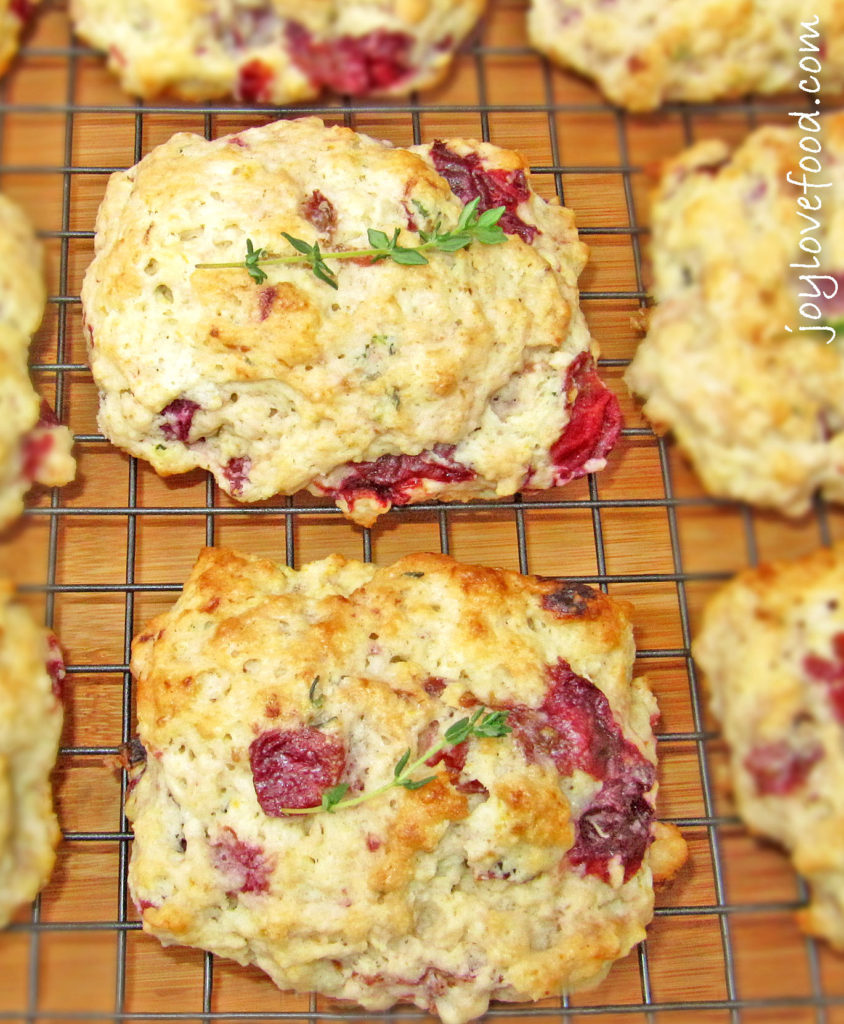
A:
[[626, 115, 844, 515], [0, 194, 75, 530], [694, 543, 844, 950], [528, 0, 844, 111], [127, 548, 685, 1023], [0, 581, 64, 927], [82, 117, 619, 526], [70, 0, 485, 103], [0, 0, 38, 78]]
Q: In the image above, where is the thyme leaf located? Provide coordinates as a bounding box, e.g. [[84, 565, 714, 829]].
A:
[[321, 783, 350, 812], [394, 749, 411, 778], [469, 708, 512, 740], [280, 232, 338, 290], [244, 238, 268, 285], [195, 200, 508, 289], [399, 775, 437, 790], [309, 676, 324, 708], [278, 707, 511, 816]]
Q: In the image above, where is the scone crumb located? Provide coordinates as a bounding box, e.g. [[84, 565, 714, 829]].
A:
[[649, 822, 688, 885]]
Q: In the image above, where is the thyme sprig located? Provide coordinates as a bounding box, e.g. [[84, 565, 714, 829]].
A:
[[282, 706, 511, 816], [195, 198, 508, 290]]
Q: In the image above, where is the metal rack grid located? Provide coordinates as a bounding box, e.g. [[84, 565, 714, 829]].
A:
[[2, 1, 844, 1021]]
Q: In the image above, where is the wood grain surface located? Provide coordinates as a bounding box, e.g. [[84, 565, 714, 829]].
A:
[[1, 1, 844, 1021]]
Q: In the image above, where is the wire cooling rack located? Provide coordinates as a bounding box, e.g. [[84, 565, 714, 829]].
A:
[[2, 1, 844, 1021]]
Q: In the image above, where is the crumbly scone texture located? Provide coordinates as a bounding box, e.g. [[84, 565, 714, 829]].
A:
[[128, 548, 685, 1024], [0, 193, 44, 343], [0, 581, 64, 928], [82, 116, 619, 526], [0, 0, 39, 78], [694, 543, 844, 950], [625, 114, 844, 516], [0, 193, 75, 531], [528, 0, 844, 111], [69, 0, 484, 103]]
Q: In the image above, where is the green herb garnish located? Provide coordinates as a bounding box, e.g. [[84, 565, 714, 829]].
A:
[[321, 783, 350, 811], [244, 238, 268, 285], [309, 676, 324, 708], [195, 199, 508, 291], [280, 706, 511, 816]]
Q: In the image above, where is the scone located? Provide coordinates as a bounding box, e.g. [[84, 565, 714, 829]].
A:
[[694, 543, 844, 949], [70, 0, 484, 103], [0, 581, 64, 927], [626, 115, 844, 516], [127, 548, 686, 1023], [528, 0, 844, 111], [82, 117, 620, 527], [0, 0, 38, 77], [0, 194, 75, 530]]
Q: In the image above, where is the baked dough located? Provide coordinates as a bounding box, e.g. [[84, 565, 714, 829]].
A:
[[82, 117, 620, 526], [0, 0, 38, 78], [0, 581, 64, 927], [127, 547, 686, 1022], [0, 194, 75, 531], [70, 0, 485, 103], [626, 115, 844, 515], [528, 0, 844, 111], [694, 543, 844, 949]]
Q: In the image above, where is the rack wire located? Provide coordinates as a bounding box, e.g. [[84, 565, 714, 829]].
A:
[[2, 1, 844, 1021]]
